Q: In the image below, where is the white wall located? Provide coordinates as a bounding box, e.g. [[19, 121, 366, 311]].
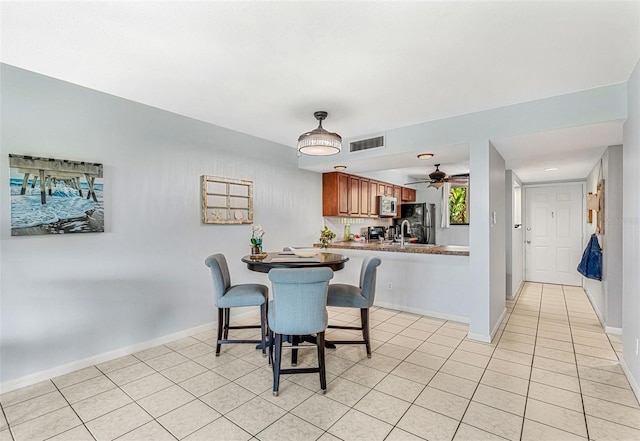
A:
[[505, 170, 524, 299], [622, 58, 640, 398], [0, 65, 323, 387], [468, 140, 506, 341], [330, 250, 470, 323], [583, 145, 623, 330]]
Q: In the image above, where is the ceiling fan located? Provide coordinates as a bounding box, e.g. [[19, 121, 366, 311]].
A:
[[405, 164, 470, 189]]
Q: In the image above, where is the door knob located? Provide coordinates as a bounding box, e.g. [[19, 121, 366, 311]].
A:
[[526, 240, 531, 244]]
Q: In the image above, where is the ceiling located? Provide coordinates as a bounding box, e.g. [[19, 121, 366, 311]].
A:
[[1, 1, 638, 183]]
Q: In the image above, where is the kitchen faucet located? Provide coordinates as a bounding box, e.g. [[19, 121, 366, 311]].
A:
[[400, 219, 411, 248]]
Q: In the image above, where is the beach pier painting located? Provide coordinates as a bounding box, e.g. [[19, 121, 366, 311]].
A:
[[9, 154, 104, 236]]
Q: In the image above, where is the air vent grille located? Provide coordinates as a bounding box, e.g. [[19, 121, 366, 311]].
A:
[[350, 135, 385, 152]]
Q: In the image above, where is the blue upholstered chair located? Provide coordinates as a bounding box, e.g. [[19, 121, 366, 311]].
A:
[[205, 254, 268, 357], [326, 256, 382, 358], [268, 267, 333, 396]]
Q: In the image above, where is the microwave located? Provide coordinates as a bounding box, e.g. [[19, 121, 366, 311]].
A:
[[378, 196, 397, 217]]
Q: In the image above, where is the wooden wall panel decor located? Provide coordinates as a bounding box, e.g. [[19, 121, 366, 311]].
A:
[[201, 175, 253, 224]]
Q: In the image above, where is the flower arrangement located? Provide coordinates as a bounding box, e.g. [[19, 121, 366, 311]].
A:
[[251, 224, 265, 253], [319, 226, 336, 249]]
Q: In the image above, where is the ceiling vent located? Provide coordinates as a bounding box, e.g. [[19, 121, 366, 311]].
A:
[[350, 135, 385, 153]]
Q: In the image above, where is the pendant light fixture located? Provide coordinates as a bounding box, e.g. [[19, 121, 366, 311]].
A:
[[297, 111, 342, 156]]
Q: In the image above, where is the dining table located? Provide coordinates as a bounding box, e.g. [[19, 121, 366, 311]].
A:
[[241, 250, 349, 273], [241, 249, 350, 357]]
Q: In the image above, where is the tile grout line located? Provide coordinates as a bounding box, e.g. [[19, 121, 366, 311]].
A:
[[507, 282, 541, 441], [563, 284, 592, 441]]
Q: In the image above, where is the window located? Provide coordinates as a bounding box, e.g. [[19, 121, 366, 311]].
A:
[[449, 185, 469, 225]]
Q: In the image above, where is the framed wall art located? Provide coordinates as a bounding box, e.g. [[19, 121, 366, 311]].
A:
[[9, 154, 104, 236], [201, 175, 253, 224]]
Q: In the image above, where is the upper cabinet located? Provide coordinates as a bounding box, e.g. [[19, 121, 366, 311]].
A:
[[402, 187, 416, 202], [322, 172, 350, 216], [322, 172, 415, 218]]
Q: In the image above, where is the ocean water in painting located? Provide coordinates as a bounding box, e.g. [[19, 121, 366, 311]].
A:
[[10, 178, 104, 235]]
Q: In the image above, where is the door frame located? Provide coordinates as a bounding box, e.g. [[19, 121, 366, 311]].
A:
[[522, 181, 586, 286]]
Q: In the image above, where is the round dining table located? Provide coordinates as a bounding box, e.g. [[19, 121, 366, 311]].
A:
[[241, 251, 349, 273], [241, 250, 350, 354]]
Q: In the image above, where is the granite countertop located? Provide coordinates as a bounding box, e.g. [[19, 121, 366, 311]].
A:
[[315, 241, 469, 256]]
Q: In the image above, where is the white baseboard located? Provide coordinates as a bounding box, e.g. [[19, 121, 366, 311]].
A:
[[492, 308, 508, 339], [467, 307, 507, 343], [374, 301, 469, 324], [620, 357, 640, 404], [0, 321, 216, 394], [467, 332, 491, 343], [583, 287, 607, 329], [605, 326, 623, 335]]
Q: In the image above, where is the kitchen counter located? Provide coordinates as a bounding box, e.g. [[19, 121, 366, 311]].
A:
[[316, 241, 469, 256]]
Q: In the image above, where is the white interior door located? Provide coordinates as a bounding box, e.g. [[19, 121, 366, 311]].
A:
[[525, 184, 583, 286]]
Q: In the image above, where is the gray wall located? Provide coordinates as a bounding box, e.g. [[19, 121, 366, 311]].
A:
[[505, 170, 524, 300], [583, 145, 623, 330], [0, 64, 323, 386], [622, 58, 640, 397]]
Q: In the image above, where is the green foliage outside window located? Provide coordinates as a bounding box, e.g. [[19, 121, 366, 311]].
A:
[[449, 187, 468, 224]]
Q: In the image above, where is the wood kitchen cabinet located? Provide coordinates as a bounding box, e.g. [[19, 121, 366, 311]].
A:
[[323, 172, 414, 218], [322, 172, 350, 216], [402, 187, 417, 202], [359, 178, 370, 216], [349, 175, 361, 215], [378, 183, 394, 197], [369, 180, 379, 216]]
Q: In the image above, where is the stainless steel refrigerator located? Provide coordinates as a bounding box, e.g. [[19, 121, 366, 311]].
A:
[[396, 203, 436, 244]]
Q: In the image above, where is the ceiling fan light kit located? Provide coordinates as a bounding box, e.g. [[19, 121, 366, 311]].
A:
[[297, 111, 342, 156]]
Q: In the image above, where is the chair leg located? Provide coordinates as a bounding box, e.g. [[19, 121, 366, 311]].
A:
[[273, 333, 282, 396], [268, 328, 274, 366], [361, 308, 371, 358], [260, 303, 267, 357], [317, 331, 327, 393], [291, 335, 299, 366], [216, 307, 224, 356], [223, 308, 230, 339]]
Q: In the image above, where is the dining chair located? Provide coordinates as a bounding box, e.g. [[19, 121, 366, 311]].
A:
[[326, 256, 382, 358], [205, 253, 268, 357], [267, 267, 333, 396]]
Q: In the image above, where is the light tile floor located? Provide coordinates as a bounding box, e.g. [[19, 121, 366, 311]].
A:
[[1, 282, 639, 440]]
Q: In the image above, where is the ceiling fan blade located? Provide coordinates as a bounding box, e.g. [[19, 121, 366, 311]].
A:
[[449, 173, 470, 178], [404, 180, 431, 185]]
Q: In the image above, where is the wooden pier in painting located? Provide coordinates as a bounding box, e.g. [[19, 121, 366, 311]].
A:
[[9, 155, 103, 204]]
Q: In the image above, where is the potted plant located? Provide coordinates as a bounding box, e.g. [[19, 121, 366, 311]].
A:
[[250, 224, 265, 254], [319, 226, 336, 249]]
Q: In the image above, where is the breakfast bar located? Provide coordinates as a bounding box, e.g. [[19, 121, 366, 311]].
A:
[[317, 240, 469, 256], [320, 241, 471, 325]]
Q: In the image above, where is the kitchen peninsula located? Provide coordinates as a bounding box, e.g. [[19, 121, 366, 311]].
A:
[[319, 240, 469, 256], [318, 240, 471, 327]]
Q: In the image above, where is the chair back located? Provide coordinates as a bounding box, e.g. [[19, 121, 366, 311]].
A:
[[359, 256, 382, 306], [204, 254, 232, 302], [268, 267, 333, 335]]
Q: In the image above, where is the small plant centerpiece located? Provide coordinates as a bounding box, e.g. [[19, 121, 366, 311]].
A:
[[319, 226, 336, 249], [250, 224, 265, 254]]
